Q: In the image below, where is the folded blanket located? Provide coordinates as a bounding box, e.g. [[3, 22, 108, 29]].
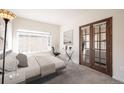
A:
[[35, 56, 55, 77]]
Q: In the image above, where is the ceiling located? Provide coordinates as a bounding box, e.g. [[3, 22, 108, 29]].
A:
[[11, 9, 123, 26], [12, 9, 86, 26]]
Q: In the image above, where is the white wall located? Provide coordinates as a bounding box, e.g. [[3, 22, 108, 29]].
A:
[[12, 17, 60, 52], [0, 18, 12, 52], [60, 10, 124, 82]]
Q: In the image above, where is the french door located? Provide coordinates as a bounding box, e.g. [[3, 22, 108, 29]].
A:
[[79, 17, 112, 76]]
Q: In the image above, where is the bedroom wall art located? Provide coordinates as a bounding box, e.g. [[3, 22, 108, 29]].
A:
[[63, 30, 73, 45]]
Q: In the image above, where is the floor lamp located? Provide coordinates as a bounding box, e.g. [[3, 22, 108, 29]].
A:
[[0, 9, 16, 84]]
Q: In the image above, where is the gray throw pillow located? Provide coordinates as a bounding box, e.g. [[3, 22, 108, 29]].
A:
[[16, 53, 28, 67]]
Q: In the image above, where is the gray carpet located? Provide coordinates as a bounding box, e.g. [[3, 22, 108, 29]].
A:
[[28, 62, 122, 84]]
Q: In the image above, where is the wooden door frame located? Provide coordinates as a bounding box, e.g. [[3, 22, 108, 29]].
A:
[[79, 17, 112, 76]]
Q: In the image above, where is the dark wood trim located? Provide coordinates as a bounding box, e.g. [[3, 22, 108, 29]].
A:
[[79, 27, 82, 65], [90, 25, 94, 66], [79, 17, 112, 28], [106, 17, 113, 76], [79, 17, 112, 76]]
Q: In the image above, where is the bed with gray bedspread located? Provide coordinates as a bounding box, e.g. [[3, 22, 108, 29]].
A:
[[0, 52, 66, 84]]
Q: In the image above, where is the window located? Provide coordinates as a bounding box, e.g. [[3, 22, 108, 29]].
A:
[[17, 29, 52, 54]]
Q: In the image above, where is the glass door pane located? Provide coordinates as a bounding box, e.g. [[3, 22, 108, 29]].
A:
[[81, 26, 90, 64], [93, 22, 107, 68]]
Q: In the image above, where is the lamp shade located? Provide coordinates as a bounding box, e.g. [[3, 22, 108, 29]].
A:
[[0, 9, 16, 20]]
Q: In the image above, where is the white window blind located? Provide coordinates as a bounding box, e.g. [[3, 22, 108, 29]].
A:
[[17, 30, 52, 54]]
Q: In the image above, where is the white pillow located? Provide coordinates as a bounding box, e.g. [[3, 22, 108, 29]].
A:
[[0, 55, 19, 72]]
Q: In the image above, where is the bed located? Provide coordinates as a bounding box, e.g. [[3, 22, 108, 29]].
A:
[[0, 52, 66, 83]]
